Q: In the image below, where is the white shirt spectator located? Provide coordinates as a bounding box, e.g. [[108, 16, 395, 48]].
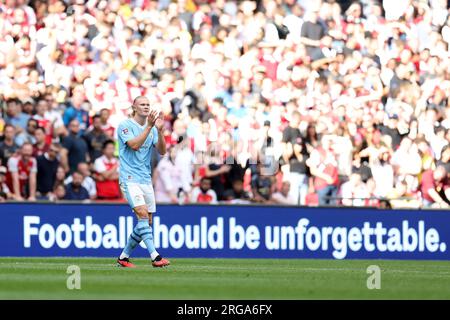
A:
[[154, 156, 185, 203], [383, 0, 410, 21], [371, 160, 394, 198], [175, 146, 194, 193], [340, 180, 370, 207]]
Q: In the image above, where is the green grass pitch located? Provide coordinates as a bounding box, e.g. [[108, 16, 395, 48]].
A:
[[0, 258, 449, 299]]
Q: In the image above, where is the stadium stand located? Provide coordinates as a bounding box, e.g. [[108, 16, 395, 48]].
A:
[[0, 0, 449, 208]]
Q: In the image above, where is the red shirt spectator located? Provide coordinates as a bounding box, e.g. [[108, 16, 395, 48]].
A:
[[6, 143, 37, 200], [93, 141, 120, 200], [310, 146, 339, 190], [33, 127, 49, 157], [420, 167, 450, 206], [190, 178, 217, 204]]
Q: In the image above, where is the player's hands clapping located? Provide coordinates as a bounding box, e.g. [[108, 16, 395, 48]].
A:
[[147, 110, 160, 128], [154, 112, 164, 132]]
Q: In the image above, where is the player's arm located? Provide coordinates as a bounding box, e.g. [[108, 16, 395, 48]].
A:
[[126, 110, 159, 151], [126, 126, 152, 151], [28, 171, 37, 201]]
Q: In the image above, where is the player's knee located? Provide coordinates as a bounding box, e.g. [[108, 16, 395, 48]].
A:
[[134, 207, 148, 219]]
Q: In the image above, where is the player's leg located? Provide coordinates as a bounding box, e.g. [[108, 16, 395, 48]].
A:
[[117, 183, 146, 268], [118, 215, 142, 262], [143, 183, 170, 267]]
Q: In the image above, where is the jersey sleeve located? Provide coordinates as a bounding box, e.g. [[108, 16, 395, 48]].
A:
[[94, 157, 106, 173], [7, 157, 18, 173], [209, 190, 218, 204], [30, 158, 37, 173], [118, 121, 136, 145]]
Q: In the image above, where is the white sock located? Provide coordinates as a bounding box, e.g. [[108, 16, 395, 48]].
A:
[[150, 251, 159, 261], [119, 252, 129, 260]]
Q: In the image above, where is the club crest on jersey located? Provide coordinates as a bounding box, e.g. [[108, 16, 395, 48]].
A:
[[122, 128, 129, 135]]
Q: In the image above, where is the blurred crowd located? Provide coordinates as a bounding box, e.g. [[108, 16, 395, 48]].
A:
[[0, 0, 449, 208]]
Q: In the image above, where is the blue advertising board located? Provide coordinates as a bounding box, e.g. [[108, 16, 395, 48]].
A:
[[0, 203, 449, 260]]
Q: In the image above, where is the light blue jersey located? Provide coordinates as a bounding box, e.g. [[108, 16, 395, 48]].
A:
[[117, 118, 158, 185]]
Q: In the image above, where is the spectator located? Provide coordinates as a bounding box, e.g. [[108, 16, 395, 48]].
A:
[[204, 146, 231, 200], [304, 124, 320, 155], [223, 179, 251, 203], [387, 181, 421, 209], [420, 166, 450, 208], [6, 142, 37, 201], [0, 166, 12, 201], [0, 124, 18, 166], [379, 115, 406, 151], [339, 172, 370, 207], [251, 162, 275, 204], [154, 147, 187, 203], [37, 94, 67, 138], [54, 166, 67, 188], [93, 140, 120, 200], [300, 6, 325, 60], [281, 111, 308, 205], [99, 108, 115, 138], [33, 126, 49, 157], [174, 136, 195, 195], [430, 126, 448, 161], [190, 177, 218, 204], [49, 183, 66, 202], [62, 93, 90, 133], [437, 145, 450, 174], [64, 162, 97, 200], [61, 119, 88, 174], [0, 0, 449, 209], [15, 118, 38, 147], [32, 98, 63, 145], [22, 100, 34, 116], [36, 143, 61, 199], [307, 136, 340, 206], [84, 115, 109, 162], [3, 99, 30, 132], [64, 171, 90, 201], [272, 181, 296, 205], [223, 147, 251, 193], [370, 147, 395, 198]]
